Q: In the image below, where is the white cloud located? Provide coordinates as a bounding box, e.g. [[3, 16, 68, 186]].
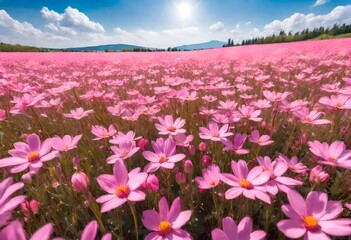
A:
[[263, 5, 351, 34], [41, 6, 104, 34], [245, 21, 252, 26], [313, 0, 328, 7], [163, 27, 200, 36], [209, 21, 225, 32]]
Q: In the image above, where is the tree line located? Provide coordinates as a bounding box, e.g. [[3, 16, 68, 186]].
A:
[[223, 23, 351, 47]]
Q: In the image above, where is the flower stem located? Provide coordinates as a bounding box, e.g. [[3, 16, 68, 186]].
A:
[[212, 189, 221, 225], [128, 202, 139, 240]]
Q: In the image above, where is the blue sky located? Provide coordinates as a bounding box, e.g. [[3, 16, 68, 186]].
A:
[[0, 0, 350, 48]]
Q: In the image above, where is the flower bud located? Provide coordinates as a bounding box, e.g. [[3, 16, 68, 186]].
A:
[[198, 142, 207, 152], [176, 172, 187, 185], [138, 138, 148, 151], [309, 165, 329, 184], [72, 157, 80, 168], [188, 145, 196, 156], [143, 174, 159, 192], [21, 200, 39, 216], [202, 155, 212, 167], [71, 172, 90, 193], [300, 133, 308, 144], [184, 160, 193, 174], [260, 121, 267, 129], [22, 173, 32, 184]]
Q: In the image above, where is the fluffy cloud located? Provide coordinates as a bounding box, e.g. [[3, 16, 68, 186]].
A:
[[209, 21, 225, 32], [163, 27, 200, 36], [263, 5, 351, 34], [313, 0, 328, 7], [41, 7, 104, 34]]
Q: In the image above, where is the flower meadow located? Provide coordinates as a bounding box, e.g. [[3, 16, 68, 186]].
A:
[[0, 39, 351, 239]]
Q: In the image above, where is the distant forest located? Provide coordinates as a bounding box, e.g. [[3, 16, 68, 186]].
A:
[[224, 23, 351, 47]]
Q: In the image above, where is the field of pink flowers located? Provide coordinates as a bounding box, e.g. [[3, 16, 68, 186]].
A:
[[1, 38, 351, 239]]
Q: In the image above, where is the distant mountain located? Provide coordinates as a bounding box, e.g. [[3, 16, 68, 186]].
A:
[[64, 40, 226, 52], [66, 44, 155, 52], [175, 40, 226, 50]]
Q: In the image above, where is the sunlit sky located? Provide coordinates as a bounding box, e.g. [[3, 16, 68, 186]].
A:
[[0, 0, 350, 48]]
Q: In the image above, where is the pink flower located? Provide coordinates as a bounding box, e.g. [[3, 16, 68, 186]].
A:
[[221, 133, 249, 155], [96, 160, 147, 213], [172, 133, 194, 147], [220, 160, 271, 204], [257, 156, 302, 196], [309, 165, 329, 184], [0, 177, 26, 227], [249, 130, 274, 146], [0, 109, 5, 121], [211, 216, 266, 240], [199, 122, 233, 142], [109, 131, 141, 145], [64, 107, 94, 120], [91, 124, 116, 140], [233, 105, 262, 122], [263, 90, 290, 102], [142, 137, 186, 173], [279, 100, 308, 113], [51, 134, 82, 152], [71, 172, 90, 193], [106, 140, 140, 164], [142, 174, 159, 192], [251, 99, 272, 109], [142, 197, 192, 240], [0, 134, 59, 175], [278, 155, 308, 173], [10, 93, 46, 114], [293, 108, 331, 125], [308, 140, 351, 169], [155, 115, 186, 136], [195, 164, 221, 189], [21, 199, 39, 216], [277, 190, 351, 239], [81, 220, 112, 240], [318, 95, 351, 109], [0, 220, 53, 240]]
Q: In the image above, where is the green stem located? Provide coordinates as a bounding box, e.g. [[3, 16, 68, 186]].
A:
[[212, 189, 221, 225], [128, 202, 139, 240]]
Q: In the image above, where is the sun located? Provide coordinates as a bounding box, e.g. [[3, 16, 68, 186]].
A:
[[177, 2, 193, 19]]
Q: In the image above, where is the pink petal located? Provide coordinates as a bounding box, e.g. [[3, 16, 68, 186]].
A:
[[80, 220, 98, 240], [30, 223, 53, 240], [277, 219, 306, 238], [142, 210, 161, 231]]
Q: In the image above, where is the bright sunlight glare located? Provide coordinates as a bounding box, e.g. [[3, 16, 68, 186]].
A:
[[177, 2, 193, 19]]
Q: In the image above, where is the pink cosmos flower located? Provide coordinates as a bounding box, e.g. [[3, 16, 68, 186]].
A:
[[220, 160, 271, 204], [0, 177, 26, 227], [277, 190, 351, 239], [263, 90, 290, 102], [249, 130, 274, 146], [10, 93, 46, 114], [257, 156, 302, 196], [155, 115, 186, 136], [211, 216, 266, 240], [195, 164, 221, 189], [293, 108, 331, 125], [142, 137, 186, 173], [279, 100, 308, 113], [278, 155, 308, 174], [251, 99, 272, 109], [172, 133, 194, 147], [142, 197, 192, 240], [106, 140, 140, 164], [199, 122, 233, 142], [0, 134, 59, 175], [233, 105, 262, 122], [96, 160, 147, 213], [63, 107, 94, 120], [318, 95, 351, 109], [0, 220, 53, 240], [109, 131, 141, 145], [218, 100, 238, 111], [81, 220, 112, 240], [309, 165, 329, 184], [221, 133, 249, 155], [91, 125, 116, 140], [51, 134, 82, 152], [308, 140, 351, 169]]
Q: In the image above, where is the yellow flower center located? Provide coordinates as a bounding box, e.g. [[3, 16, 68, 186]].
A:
[[212, 132, 219, 137], [167, 126, 176, 132], [304, 216, 319, 231], [328, 156, 337, 162], [209, 180, 216, 186], [304, 116, 311, 122], [158, 221, 172, 237], [115, 185, 130, 198], [239, 179, 253, 189], [27, 151, 40, 163], [159, 154, 169, 163]]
